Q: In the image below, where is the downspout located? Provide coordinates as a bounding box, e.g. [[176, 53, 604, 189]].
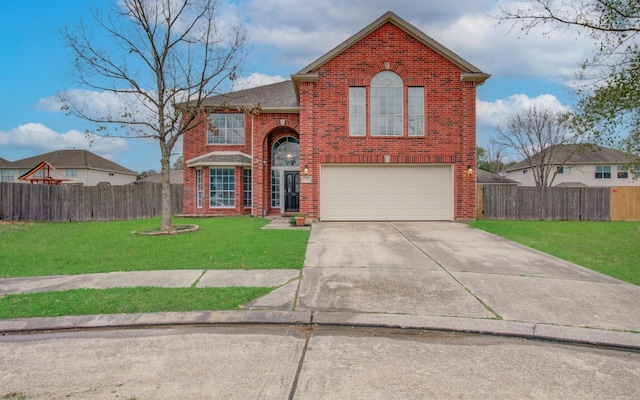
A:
[[251, 115, 254, 217]]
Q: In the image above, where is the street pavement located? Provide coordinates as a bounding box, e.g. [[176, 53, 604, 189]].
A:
[[1, 220, 640, 398]]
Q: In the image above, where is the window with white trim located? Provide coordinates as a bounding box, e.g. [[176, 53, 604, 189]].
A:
[[209, 168, 235, 208], [349, 87, 366, 136], [617, 166, 629, 179], [65, 169, 77, 177], [271, 170, 280, 208], [243, 169, 252, 208], [371, 71, 403, 136], [208, 114, 245, 144], [595, 165, 611, 179], [408, 87, 424, 136], [1, 170, 14, 182], [196, 169, 203, 208]]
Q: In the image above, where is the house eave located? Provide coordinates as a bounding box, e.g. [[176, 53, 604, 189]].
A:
[[186, 151, 252, 168], [203, 105, 300, 114], [291, 73, 319, 100], [461, 72, 491, 85], [260, 106, 300, 114], [188, 161, 252, 168]]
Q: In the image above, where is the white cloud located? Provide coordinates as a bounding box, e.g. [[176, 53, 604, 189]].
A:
[[233, 73, 287, 90], [477, 93, 571, 128], [226, 0, 595, 85], [235, 0, 496, 68], [475, 93, 573, 148], [432, 12, 593, 83], [0, 123, 129, 160], [38, 89, 152, 122]]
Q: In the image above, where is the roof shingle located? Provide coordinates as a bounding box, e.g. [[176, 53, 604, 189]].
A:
[[202, 80, 298, 111], [0, 150, 136, 175], [506, 144, 636, 172]]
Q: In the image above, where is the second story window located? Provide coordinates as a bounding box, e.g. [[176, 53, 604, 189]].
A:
[[617, 166, 629, 179], [595, 165, 611, 179], [349, 87, 366, 136], [0, 170, 14, 182], [208, 114, 245, 144], [408, 87, 424, 136], [371, 71, 403, 136]]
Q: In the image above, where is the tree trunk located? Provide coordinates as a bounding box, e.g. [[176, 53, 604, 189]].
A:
[[160, 149, 172, 231], [539, 184, 547, 220]]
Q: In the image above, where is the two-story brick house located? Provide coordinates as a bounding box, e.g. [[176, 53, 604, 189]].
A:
[[182, 12, 489, 221]]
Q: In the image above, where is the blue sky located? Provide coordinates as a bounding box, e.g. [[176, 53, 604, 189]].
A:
[[0, 0, 592, 172]]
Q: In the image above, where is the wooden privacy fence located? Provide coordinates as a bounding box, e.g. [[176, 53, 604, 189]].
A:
[[478, 185, 640, 221], [610, 187, 640, 221], [0, 182, 183, 222]]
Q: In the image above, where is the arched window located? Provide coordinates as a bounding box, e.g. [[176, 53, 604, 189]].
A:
[[272, 137, 300, 167], [370, 71, 403, 136]]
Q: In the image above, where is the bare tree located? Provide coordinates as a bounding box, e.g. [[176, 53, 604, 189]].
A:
[[493, 105, 578, 218], [60, 0, 247, 231], [477, 141, 510, 174], [496, 0, 640, 156]]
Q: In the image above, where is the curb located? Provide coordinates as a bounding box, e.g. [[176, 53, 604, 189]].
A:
[[2, 311, 639, 351]]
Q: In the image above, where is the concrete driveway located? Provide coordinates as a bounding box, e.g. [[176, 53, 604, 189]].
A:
[[297, 221, 640, 333]]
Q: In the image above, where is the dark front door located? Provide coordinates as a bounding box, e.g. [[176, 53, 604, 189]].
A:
[[284, 171, 300, 212]]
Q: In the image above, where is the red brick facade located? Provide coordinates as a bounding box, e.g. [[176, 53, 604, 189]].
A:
[[182, 13, 488, 221]]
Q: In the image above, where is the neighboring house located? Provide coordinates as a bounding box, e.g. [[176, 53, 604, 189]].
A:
[[504, 144, 639, 187], [0, 150, 137, 186], [182, 12, 490, 221], [476, 169, 519, 186], [135, 170, 184, 185]]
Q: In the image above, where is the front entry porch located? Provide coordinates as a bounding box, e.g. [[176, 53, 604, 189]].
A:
[[268, 135, 300, 215]]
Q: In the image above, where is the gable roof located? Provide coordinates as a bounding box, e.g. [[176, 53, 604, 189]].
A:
[[506, 144, 637, 172], [199, 12, 490, 112], [0, 149, 137, 175], [201, 80, 298, 113], [291, 11, 490, 95], [18, 161, 71, 185], [0, 157, 8, 165], [476, 169, 519, 185]]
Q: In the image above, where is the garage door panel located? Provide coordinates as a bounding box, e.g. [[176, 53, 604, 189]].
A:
[[320, 165, 453, 221]]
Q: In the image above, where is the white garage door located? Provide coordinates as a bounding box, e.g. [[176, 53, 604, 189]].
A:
[[320, 164, 453, 221]]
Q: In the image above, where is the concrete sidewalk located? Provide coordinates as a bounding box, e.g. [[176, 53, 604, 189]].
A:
[[1, 221, 639, 350], [0, 269, 300, 295]]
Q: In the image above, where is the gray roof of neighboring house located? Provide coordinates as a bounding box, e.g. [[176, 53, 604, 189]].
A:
[[476, 169, 520, 185], [138, 170, 184, 184], [0, 157, 8, 165], [506, 144, 636, 172], [0, 150, 137, 175], [554, 182, 589, 187], [202, 80, 298, 112]]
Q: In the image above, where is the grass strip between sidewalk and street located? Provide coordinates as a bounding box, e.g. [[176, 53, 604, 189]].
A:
[[0, 286, 274, 320], [0, 216, 309, 278], [470, 220, 640, 286]]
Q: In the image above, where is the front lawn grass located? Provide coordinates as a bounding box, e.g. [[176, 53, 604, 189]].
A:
[[0, 217, 309, 278], [0, 286, 273, 320], [470, 220, 640, 286]]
